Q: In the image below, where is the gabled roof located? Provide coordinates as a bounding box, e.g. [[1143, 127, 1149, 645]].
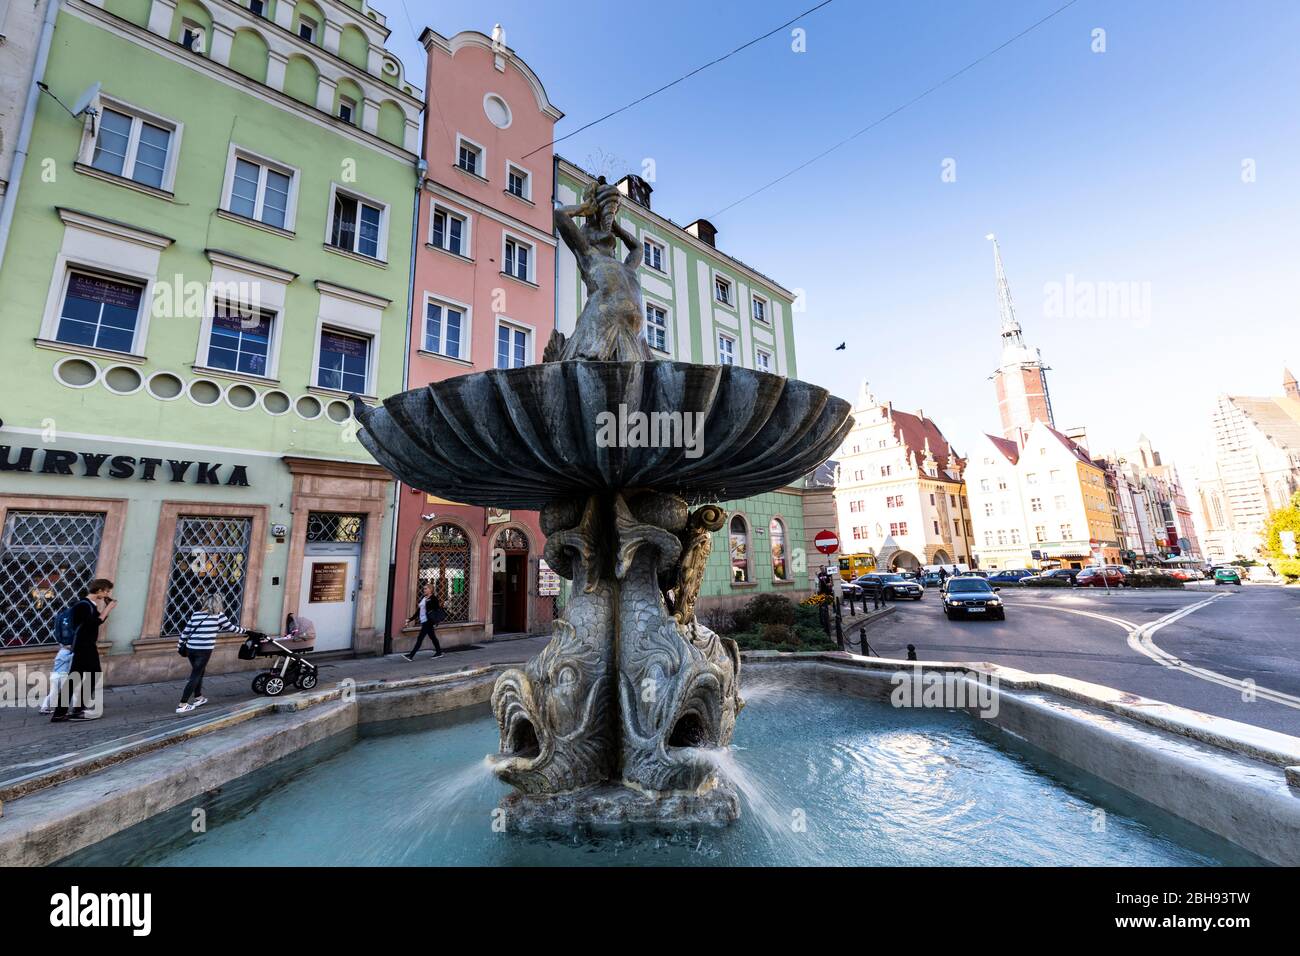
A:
[[1044, 425, 1095, 465], [984, 433, 1020, 465], [1229, 396, 1300, 453], [889, 409, 963, 479]]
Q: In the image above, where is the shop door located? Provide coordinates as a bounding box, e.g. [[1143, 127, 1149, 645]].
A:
[[492, 553, 528, 633], [300, 550, 358, 652]]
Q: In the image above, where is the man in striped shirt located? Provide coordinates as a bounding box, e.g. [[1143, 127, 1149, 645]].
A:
[[176, 593, 247, 713]]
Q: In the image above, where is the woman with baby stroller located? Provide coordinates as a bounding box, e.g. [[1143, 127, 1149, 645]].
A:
[[176, 593, 256, 714]]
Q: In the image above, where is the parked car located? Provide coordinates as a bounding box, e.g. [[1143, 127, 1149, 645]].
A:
[[1075, 566, 1128, 588], [1022, 568, 1079, 587], [941, 577, 1005, 620], [919, 571, 945, 587], [958, 570, 990, 579], [854, 573, 924, 601], [1213, 566, 1243, 586], [987, 569, 1035, 587], [840, 580, 865, 600]]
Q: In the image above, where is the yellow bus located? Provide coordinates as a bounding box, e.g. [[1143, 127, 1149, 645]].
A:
[[838, 553, 877, 581]]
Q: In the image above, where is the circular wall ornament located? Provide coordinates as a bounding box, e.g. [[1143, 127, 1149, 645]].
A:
[[484, 93, 511, 129], [53, 357, 99, 388], [147, 371, 185, 400], [103, 365, 144, 395]]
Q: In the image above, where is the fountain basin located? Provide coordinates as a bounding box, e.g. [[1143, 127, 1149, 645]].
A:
[[353, 361, 853, 508], [9, 656, 1295, 867]]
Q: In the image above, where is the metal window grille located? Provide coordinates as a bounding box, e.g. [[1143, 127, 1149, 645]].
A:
[[307, 512, 364, 544], [494, 527, 528, 551], [0, 510, 106, 647], [161, 516, 252, 636], [418, 523, 470, 623]]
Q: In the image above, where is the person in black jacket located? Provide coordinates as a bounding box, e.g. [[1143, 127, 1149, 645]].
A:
[[403, 582, 444, 660], [51, 578, 116, 722]]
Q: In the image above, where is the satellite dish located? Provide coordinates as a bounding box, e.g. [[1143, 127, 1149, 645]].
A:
[[70, 82, 100, 118]]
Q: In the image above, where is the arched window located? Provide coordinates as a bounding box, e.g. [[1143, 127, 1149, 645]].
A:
[[729, 515, 749, 583], [418, 523, 470, 623], [769, 517, 788, 581]]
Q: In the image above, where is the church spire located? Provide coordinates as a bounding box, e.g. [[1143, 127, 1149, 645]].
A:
[[986, 233, 1022, 346], [1285, 367, 1299, 401]]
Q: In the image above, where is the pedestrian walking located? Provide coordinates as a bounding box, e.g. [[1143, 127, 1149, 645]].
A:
[[176, 593, 246, 714], [938, 567, 948, 584], [404, 582, 445, 660], [50, 578, 115, 722]]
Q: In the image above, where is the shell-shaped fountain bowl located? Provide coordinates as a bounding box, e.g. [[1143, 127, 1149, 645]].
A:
[[352, 360, 852, 509]]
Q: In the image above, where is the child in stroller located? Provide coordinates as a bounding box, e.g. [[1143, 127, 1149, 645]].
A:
[[238, 614, 319, 696]]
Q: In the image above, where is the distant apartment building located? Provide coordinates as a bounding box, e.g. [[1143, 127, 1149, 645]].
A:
[[554, 161, 807, 611], [1196, 370, 1300, 560], [967, 421, 1119, 570], [832, 383, 973, 572]]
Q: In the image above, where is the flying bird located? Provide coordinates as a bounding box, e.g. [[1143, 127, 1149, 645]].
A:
[[835, 342, 846, 351]]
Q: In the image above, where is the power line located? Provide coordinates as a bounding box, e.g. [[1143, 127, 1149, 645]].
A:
[[707, 0, 1081, 219], [521, 0, 836, 160]]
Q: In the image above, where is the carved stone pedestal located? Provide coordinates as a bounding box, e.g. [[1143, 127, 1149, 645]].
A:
[[501, 781, 741, 829]]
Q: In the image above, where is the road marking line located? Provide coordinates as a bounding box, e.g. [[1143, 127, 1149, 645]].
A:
[[1021, 596, 1300, 709], [1129, 596, 1300, 710]]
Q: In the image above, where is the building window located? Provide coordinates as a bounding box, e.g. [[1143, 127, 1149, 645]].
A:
[[756, 348, 772, 372], [207, 302, 273, 377], [338, 97, 357, 125], [717, 333, 735, 365], [1054, 495, 1067, 510], [181, 20, 205, 52], [984, 502, 994, 517], [91, 106, 173, 189], [643, 238, 665, 272], [1030, 497, 1042, 512], [430, 205, 467, 256], [886, 495, 903, 508], [298, 16, 317, 42], [248, 0, 265, 16], [890, 522, 908, 536], [980, 479, 990, 492], [1035, 525, 1047, 541], [496, 322, 529, 369], [418, 524, 470, 623], [1010, 529, 1021, 544], [954, 519, 961, 536], [934, 520, 941, 534], [645, 303, 669, 353], [329, 189, 384, 259], [161, 516, 252, 637], [714, 274, 733, 306], [1050, 469, 1062, 482], [423, 298, 465, 359], [984, 531, 994, 546], [770, 517, 788, 581], [307, 512, 363, 543], [0, 510, 106, 647], [1026, 473, 1038, 485], [55, 272, 144, 353], [729, 516, 749, 583], [751, 294, 768, 324], [1059, 523, 1073, 539], [929, 493, 936, 505], [457, 138, 482, 176], [227, 155, 293, 229], [317, 329, 370, 394], [881, 465, 892, 477], [506, 164, 530, 199], [503, 236, 532, 281]]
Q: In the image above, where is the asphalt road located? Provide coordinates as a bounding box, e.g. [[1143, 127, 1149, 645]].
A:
[[859, 583, 1300, 738]]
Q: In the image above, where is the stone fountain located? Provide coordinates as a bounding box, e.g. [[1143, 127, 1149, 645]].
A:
[[354, 178, 852, 825]]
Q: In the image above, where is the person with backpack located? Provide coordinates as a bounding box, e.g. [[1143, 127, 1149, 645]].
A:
[[50, 578, 115, 722], [176, 593, 247, 714], [403, 582, 445, 660]]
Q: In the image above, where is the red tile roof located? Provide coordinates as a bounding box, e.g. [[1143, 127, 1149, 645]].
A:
[[1045, 425, 1095, 465], [984, 433, 1020, 465], [890, 408, 963, 478]]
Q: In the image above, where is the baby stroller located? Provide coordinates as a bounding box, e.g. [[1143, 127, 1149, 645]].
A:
[[238, 631, 318, 696]]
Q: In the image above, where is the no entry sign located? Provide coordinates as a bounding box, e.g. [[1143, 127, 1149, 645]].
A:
[[814, 530, 839, 555]]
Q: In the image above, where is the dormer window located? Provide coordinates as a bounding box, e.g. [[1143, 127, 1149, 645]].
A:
[[298, 16, 317, 42], [338, 97, 357, 125]]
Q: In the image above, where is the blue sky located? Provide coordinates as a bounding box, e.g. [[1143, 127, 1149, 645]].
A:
[[384, 0, 1299, 476]]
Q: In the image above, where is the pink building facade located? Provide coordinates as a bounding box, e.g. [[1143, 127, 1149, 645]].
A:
[[390, 29, 563, 647]]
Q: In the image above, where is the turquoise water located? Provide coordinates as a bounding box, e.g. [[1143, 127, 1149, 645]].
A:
[[62, 687, 1263, 866]]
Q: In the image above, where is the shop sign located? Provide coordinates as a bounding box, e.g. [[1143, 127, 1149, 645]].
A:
[[538, 559, 561, 596], [0, 445, 250, 486]]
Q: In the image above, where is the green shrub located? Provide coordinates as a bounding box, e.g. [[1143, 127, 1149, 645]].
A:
[[1276, 559, 1300, 582]]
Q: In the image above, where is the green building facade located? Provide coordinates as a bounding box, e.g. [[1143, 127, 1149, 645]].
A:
[[555, 158, 810, 611], [0, 0, 422, 684]]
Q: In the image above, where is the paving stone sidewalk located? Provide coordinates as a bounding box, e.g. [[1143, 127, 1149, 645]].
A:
[[0, 636, 550, 775]]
